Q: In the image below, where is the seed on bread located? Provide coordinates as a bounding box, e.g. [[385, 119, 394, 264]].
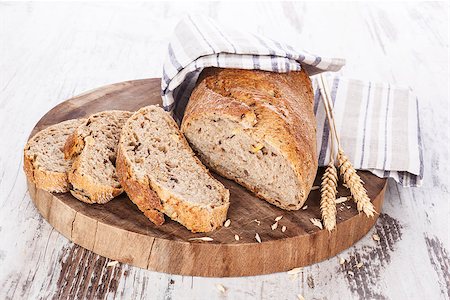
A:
[[251, 143, 264, 153]]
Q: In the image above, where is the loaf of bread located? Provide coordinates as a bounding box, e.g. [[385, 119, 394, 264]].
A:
[[24, 119, 85, 192], [117, 105, 230, 232], [64, 110, 132, 204], [181, 68, 317, 210]]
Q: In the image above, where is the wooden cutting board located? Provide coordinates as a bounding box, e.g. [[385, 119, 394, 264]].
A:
[[27, 78, 387, 277]]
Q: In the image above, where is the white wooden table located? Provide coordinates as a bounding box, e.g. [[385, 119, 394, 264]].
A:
[[0, 2, 448, 299]]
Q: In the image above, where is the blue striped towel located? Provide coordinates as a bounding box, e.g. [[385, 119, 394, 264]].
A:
[[161, 15, 423, 187]]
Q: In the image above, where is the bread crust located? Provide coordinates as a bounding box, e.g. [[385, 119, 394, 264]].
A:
[[63, 111, 129, 204], [182, 68, 318, 210], [117, 106, 229, 233], [116, 146, 165, 225], [23, 152, 69, 192], [23, 119, 85, 193], [68, 153, 123, 204]]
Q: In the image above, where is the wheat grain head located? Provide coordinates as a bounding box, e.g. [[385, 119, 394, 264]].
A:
[[320, 161, 338, 231], [337, 149, 376, 217]]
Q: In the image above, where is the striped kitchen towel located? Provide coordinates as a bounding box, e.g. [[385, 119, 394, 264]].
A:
[[313, 75, 423, 187], [161, 14, 345, 120], [161, 15, 423, 187]]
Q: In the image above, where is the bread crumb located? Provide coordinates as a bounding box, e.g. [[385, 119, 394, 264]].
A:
[[348, 271, 354, 277], [302, 205, 308, 210], [107, 260, 119, 267], [275, 215, 283, 222], [287, 267, 302, 275], [234, 234, 240, 241], [188, 237, 213, 242], [224, 219, 231, 227], [255, 233, 261, 243], [297, 294, 305, 300], [310, 218, 323, 230], [215, 284, 226, 293], [271, 222, 278, 230], [339, 257, 345, 265], [356, 262, 363, 268], [372, 234, 380, 241], [281, 225, 287, 232], [311, 186, 320, 191], [253, 219, 261, 225]]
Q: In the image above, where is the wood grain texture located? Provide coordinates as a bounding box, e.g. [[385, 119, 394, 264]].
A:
[[0, 2, 448, 299], [27, 79, 386, 277]]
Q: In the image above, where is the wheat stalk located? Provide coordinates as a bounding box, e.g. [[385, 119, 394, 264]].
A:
[[318, 74, 376, 218], [318, 75, 339, 231]]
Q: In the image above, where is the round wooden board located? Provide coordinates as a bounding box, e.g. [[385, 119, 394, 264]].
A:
[[27, 78, 387, 277]]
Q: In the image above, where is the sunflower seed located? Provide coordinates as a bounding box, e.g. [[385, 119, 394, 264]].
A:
[[302, 205, 308, 210], [348, 270, 354, 277], [188, 237, 213, 242], [216, 284, 226, 293], [275, 215, 283, 222], [310, 218, 323, 229], [271, 222, 278, 230], [281, 225, 287, 232], [234, 234, 240, 241], [356, 262, 363, 268], [107, 260, 119, 267], [372, 234, 380, 241], [297, 294, 305, 300], [311, 186, 320, 191], [287, 267, 302, 275], [255, 233, 261, 243], [224, 219, 231, 227], [339, 257, 345, 265], [335, 196, 348, 204]]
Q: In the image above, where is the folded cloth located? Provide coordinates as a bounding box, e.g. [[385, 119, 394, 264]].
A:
[[161, 15, 424, 187], [161, 14, 345, 119], [313, 75, 423, 187]]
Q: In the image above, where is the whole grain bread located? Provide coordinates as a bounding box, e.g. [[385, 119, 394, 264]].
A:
[[64, 110, 132, 204], [181, 68, 317, 210], [117, 105, 230, 233], [24, 119, 85, 192]]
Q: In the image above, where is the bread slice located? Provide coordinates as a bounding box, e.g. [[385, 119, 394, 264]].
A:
[[117, 105, 229, 233], [181, 68, 317, 210], [24, 119, 85, 192], [64, 110, 132, 204]]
